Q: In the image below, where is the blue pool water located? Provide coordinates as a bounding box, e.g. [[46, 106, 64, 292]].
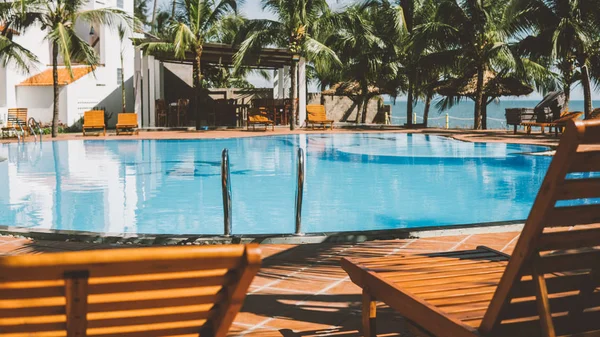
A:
[[0, 134, 552, 235]]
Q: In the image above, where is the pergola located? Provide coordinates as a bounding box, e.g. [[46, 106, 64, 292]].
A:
[[133, 41, 307, 128]]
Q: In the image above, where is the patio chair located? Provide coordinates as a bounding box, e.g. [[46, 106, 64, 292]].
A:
[[155, 99, 167, 127], [342, 119, 600, 337], [247, 107, 274, 131], [116, 113, 139, 135], [521, 110, 583, 136], [1, 108, 29, 138], [306, 105, 334, 129], [82, 110, 106, 136], [0, 244, 261, 337]]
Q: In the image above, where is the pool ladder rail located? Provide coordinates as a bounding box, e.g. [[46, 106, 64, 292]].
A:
[[220, 147, 306, 236], [27, 118, 43, 143]]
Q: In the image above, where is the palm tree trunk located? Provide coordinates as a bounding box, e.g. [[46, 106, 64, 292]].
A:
[[151, 0, 159, 33], [52, 42, 59, 138], [423, 92, 432, 128], [406, 74, 414, 127], [171, 0, 176, 17], [582, 65, 593, 119], [361, 96, 369, 124], [473, 67, 484, 130], [356, 99, 363, 123], [193, 45, 203, 130], [290, 61, 297, 130], [121, 52, 126, 113], [482, 97, 488, 130]]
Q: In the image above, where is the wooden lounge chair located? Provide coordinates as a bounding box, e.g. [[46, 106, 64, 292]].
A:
[[306, 104, 334, 129], [247, 108, 274, 131], [521, 111, 583, 136], [342, 119, 600, 337], [1, 108, 28, 138], [116, 113, 139, 135], [83, 110, 106, 136], [0, 244, 261, 337]]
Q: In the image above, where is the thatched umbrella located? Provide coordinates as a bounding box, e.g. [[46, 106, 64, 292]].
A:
[[435, 71, 533, 97], [435, 71, 533, 129], [322, 81, 384, 96]]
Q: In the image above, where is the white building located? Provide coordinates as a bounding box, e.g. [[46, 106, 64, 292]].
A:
[[0, 0, 135, 128]]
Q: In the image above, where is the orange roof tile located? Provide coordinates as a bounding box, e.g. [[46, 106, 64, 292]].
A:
[[0, 25, 19, 35], [18, 66, 95, 86]]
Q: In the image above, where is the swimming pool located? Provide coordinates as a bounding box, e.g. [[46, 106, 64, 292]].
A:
[[0, 134, 552, 235]]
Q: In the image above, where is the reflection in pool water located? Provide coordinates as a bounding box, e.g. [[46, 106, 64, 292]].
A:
[[0, 134, 552, 235]]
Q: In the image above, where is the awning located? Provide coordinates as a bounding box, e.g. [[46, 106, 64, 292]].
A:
[[18, 66, 95, 86]]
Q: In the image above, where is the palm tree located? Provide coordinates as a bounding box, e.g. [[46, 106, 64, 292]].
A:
[[325, 2, 403, 123], [141, 0, 238, 130], [421, 0, 518, 129], [0, 0, 39, 73], [506, 0, 600, 118], [20, 0, 131, 137], [134, 0, 149, 27], [234, 0, 339, 130]]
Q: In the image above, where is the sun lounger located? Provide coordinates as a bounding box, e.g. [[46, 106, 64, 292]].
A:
[[247, 108, 274, 131], [0, 244, 261, 337], [342, 119, 600, 337], [1, 108, 29, 138], [116, 113, 139, 135], [83, 110, 106, 136], [521, 110, 583, 136], [306, 105, 334, 129]]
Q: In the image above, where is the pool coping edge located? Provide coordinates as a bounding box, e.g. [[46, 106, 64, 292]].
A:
[[0, 220, 524, 245]]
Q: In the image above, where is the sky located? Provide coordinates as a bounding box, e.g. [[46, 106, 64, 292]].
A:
[[158, 0, 597, 100]]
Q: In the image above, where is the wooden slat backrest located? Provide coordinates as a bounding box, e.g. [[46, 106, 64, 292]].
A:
[[83, 110, 105, 127], [6, 108, 27, 128], [480, 120, 600, 336], [117, 113, 138, 126], [0, 244, 261, 337], [307, 105, 327, 121]]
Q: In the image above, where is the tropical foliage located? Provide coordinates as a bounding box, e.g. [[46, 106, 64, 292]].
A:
[[233, 0, 340, 129], [3, 0, 600, 131]]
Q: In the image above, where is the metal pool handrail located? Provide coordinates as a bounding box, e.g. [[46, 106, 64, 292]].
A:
[[295, 147, 305, 235], [221, 148, 232, 236]]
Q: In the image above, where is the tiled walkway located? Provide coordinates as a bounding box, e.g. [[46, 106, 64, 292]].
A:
[[0, 127, 560, 148], [0, 232, 520, 336]]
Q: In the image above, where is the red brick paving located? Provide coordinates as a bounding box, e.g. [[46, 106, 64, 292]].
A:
[[0, 232, 520, 336]]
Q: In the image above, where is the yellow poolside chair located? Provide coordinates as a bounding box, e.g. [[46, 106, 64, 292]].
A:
[[0, 244, 262, 337], [247, 108, 274, 131], [83, 110, 106, 136], [1, 108, 29, 138], [116, 113, 139, 135], [342, 119, 600, 337], [306, 104, 334, 129]]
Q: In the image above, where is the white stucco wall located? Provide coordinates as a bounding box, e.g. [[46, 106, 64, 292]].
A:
[[2, 0, 135, 128], [16, 86, 68, 124]]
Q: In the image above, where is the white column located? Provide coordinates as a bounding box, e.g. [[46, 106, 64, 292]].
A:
[[141, 54, 149, 128], [134, 47, 142, 126], [298, 58, 307, 127], [278, 68, 285, 99], [148, 55, 156, 127], [283, 66, 290, 98]]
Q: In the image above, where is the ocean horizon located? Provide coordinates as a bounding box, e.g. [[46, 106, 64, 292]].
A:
[[385, 99, 600, 129]]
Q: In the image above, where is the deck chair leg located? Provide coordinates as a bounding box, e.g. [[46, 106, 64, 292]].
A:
[[362, 289, 377, 337]]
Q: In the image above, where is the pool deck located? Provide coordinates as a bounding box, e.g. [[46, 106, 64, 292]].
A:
[[0, 126, 561, 147], [0, 231, 520, 336]]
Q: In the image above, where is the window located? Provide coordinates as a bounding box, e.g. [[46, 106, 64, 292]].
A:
[[117, 0, 123, 9], [117, 68, 123, 85]]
